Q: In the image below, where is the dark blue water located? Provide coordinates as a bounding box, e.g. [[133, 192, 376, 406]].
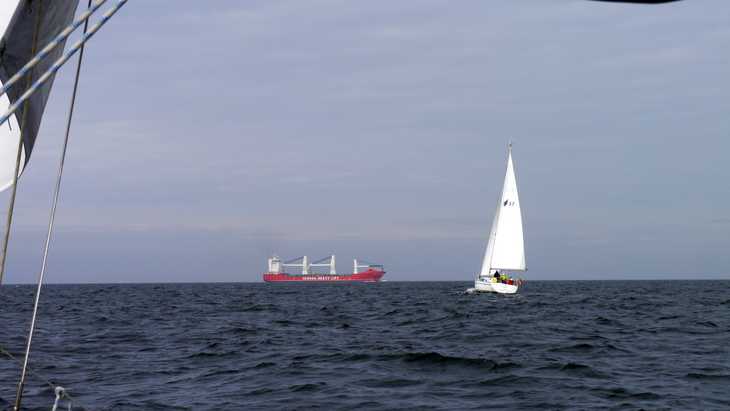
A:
[[1, 281, 729, 410]]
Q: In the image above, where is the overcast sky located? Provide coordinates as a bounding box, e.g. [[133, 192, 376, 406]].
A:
[[3, 0, 729, 283]]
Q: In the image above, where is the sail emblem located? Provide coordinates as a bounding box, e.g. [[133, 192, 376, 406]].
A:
[[503, 200, 516, 207]]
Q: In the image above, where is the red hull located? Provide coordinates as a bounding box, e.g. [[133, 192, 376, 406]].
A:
[[263, 269, 385, 283]]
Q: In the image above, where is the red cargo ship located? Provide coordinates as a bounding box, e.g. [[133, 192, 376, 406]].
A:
[[263, 255, 385, 283]]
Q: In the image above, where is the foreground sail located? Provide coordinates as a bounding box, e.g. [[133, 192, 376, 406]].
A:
[[473, 143, 526, 294], [0, 0, 80, 191]]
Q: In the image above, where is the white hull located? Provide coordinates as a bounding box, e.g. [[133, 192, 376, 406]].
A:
[[474, 279, 518, 294]]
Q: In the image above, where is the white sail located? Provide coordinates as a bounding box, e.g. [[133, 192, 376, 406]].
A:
[[479, 144, 526, 277]]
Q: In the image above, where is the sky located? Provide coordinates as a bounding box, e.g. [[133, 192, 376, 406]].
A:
[[2, 0, 729, 283]]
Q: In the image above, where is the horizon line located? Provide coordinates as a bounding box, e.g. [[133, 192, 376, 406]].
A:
[[2, 278, 729, 286]]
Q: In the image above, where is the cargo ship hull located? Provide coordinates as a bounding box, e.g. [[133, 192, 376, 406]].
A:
[[263, 269, 385, 283]]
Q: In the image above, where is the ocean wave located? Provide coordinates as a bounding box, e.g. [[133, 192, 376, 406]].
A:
[[590, 387, 661, 401], [539, 362, 608, 379], [594, 316, 624, 327], [550, 343, 596, 353], [385, 352, 520, 371], [478, 375, 539, 386], [550, 342, 629, 354], [359, 378, 423, 388], [184, 350, 238, 359], [685, 373, 730, 381], [289, 382, 327, 392]]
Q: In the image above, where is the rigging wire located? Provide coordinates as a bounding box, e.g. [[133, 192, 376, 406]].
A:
[[0, 345, 77, 407], [0, 0, 129, 128], [0, 0, 109, 99], [14, 0, 93, 408]]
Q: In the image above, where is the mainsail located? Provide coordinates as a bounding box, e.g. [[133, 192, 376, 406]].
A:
[[0, 0, 80, 191], [479, 144, 526, 277]]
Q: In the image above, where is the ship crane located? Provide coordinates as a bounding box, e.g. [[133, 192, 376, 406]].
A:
[[309, 255, 336, 275], [278, 256, 310, 274]]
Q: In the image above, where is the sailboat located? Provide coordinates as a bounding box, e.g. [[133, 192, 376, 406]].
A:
[[473, 143, 526, 294]]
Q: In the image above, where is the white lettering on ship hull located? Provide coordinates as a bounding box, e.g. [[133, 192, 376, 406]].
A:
[[302, 276, 343, 281]]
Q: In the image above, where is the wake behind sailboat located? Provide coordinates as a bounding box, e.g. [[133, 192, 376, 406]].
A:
[[470, 143, 526, 294]]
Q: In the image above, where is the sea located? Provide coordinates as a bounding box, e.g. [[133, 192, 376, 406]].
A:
[[0, 281, 728, 410]]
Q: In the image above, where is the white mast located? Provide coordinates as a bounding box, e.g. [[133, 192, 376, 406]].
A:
[[330, 254, 336, 274], [479, 143, 526, 277]]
